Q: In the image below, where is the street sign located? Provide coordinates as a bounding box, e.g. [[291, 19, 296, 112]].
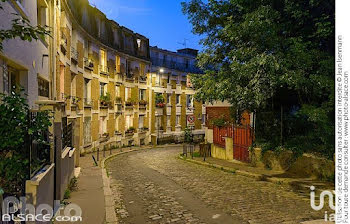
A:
[[187, 115, 195, 124]]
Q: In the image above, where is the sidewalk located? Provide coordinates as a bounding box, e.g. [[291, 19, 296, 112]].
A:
[[61, 153, 105, 224], [183, 155, 334, 196], [62, 145, 156, 224]]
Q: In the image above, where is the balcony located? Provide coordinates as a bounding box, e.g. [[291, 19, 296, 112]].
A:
[[115, 104, 122, 114], [71, 46, 78, 64], [138, 127, 149, 134], [125, 101, 134, 110], [139, 100, 147, 110], [71, 96, 80, 108], [126, 72, 134, 82], [99, 133, 110, 143], [99, 65, 109, 75], [60, 31, 67, 55], [151, 57, 202, 74], [84, 57, 94, 71], [115, 73, 123, 83], [84, 98, 93, 108], [139, 76, 147, 83]]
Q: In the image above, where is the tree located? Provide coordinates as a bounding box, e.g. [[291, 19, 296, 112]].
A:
[[0, 0, 50, 51], [182, 0, 335, 157]]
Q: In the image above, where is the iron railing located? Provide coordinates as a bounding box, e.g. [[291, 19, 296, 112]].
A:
[[99, 65, 109, 74], [84, 57, 94, 70], [62, 117, 73, 150], [84, 98, 93, 107], [71, 46, 79, 64], [28, 111, 51, 179], [151, 57, 202, 74]]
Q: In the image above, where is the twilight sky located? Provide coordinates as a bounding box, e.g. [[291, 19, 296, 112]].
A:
[[88, 0, 202, 52]]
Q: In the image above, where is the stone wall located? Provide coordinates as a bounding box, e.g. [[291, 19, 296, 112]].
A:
[[250, 148, 335, 180]]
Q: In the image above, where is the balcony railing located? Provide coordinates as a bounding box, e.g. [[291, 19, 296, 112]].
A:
[[151, 57, 202, 74], [84, 98, 93, 107], [71, 96, 80, 106], [139, 76, 147, 83], [99, 65, 109, 75], [84, 57, 94, 70], [71, 46, 78, 64], [62, 118, 73, 150]]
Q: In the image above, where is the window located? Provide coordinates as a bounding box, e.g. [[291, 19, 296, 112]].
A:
[[100, 49, 107, 72], [185, 59, 189, 69], [125, 87, 131, 101], [116, 55, 121, 73], [38, 77, 49, 97], [2, 64, 19, 95], [71, 73, 76, 98], [125, 115, 132, 130], [115, 85, 120, 97], [37, 0, 48, 27], [100, 82, 106, 96], [156, 116, 162, 130], [84, 40, 90, 58], [167, 74, 170, 84], [167, 115, 171, 128], [167, 94, 171, 104], [84, 79, 91, 100], [139, 89, 146, 101], [186, 95, 193, 108], [202, 114, 206, 125], [83, 117, 91, 145], [137, 39, 141, 49], [156, 74, 161, 86], [99, 116, 107, 136], [176, 115, 180, 126], [176, 94, 180, 105], [139, 115, 144, 129]]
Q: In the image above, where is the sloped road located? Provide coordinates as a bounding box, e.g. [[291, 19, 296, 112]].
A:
[[106, 146, 324, 224]]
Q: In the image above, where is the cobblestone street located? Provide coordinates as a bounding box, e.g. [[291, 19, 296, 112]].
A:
[[106, 146, 326, 224]]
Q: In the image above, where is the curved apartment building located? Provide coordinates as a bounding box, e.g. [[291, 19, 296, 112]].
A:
[[59, 0, 205, 152]]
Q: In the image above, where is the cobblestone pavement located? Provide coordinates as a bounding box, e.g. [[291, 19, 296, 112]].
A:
[[106, 146, 326, 224]]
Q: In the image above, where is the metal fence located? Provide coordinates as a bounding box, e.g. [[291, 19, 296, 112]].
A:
[[151, 57, 202, 74], [213, 125, 254, 162], [62, 117, 73, 150], [28, 111, 51, 179]]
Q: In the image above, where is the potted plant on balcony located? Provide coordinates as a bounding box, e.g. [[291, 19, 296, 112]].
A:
[[155, 94, 165, 108], [126, 127, 135, 135], [100, 93, 111, 107], [125, 98, 134, 107], [139, 100, 147, 106], [115, 97, 122, 104]]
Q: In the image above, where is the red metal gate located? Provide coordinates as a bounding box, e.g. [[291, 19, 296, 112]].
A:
[[232, 125, 253, 162], [213, 126, 228, 148]]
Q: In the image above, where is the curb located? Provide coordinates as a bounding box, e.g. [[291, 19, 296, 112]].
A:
[[101, 147, 146, 224], [178, 155, 291, 185]]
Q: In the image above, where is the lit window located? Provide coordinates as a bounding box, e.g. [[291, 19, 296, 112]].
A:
[[100, 82, 106, 96], [125, 87, 131, 101], [167, 94, 171, 104], [186, 95, 193, 108], [139, 115, 144, 129], [137, 39, 141, 49], [139, 89, 146, 101], [115, 85, 120, 97], [176, 115, 180, 126]]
